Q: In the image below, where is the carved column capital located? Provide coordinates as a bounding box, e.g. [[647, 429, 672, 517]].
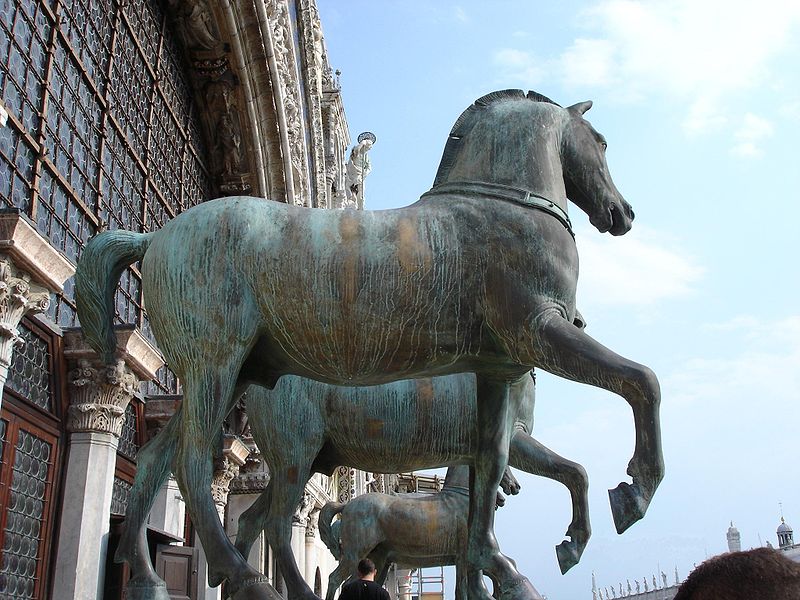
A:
[[67, 358, 139, 436], [211, 457, 241, 508], [0, 257, 50, 379], [212, 436, 250, 508]]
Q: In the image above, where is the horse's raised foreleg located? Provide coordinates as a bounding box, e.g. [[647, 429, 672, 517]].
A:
[[116, 406, 182, 600], [176, 369, 279, 600], [533, 309, 664, 533], [508, 432, 590, 573], [469, 377, 542, 600]]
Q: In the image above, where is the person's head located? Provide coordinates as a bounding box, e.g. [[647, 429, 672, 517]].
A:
[[357, 558, 376, 579]]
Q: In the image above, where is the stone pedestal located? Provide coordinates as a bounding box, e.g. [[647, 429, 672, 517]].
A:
[[0, 210, 74, 402], [52, 328, 163, 599]]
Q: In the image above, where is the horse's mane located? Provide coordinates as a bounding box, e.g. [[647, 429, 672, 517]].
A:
[[433, 90, 561, 186]]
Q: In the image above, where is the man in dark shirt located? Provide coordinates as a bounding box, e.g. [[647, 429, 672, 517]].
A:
[[338, 558, 390, 600]]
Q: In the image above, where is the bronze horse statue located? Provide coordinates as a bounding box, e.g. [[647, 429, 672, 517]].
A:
[[318, 465, 508, 600], [75, 89, 663, 600], [114, 372, 589, 600]]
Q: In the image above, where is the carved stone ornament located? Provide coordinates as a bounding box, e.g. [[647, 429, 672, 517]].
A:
[[305, 508, 319, 538], [67, 359, 139, 436], [211, 457, 241, 508], [0, 257, 50, 387], [292, 490, 315, 525], [266, 0, 311, 204]]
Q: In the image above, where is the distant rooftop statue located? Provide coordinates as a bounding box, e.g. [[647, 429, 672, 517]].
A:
[[344, 131, 376, 210]]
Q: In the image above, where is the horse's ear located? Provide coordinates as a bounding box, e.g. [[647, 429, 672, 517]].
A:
[[567, 101, 593, 115]]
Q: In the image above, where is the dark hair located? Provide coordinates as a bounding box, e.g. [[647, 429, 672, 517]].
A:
[[674, 548, 800, 600], [357, 558, 376, 577]]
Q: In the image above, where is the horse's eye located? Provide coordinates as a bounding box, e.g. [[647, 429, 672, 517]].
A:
[[601, 141, 608, 151]]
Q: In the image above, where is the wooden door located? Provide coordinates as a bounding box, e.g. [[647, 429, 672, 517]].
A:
[[156, 544, 198, 600]]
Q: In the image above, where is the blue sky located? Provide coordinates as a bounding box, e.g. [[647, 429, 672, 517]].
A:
[[317, 2, 800, 598]]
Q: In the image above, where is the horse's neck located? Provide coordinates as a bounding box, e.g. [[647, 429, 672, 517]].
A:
[[436, 119, 569, 213]]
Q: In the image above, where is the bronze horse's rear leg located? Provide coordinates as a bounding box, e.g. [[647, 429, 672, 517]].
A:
[[468, 377, 543, 600], [508, 433, 590, 573], [175, 368, 278, 600], [116, 406, 181, 600], [533, 309, 664, 533]]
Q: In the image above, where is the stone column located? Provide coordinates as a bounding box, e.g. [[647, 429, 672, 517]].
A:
[[304, 510, 319, 585], [0, 210, 74, 404], [52, 328, 163, 600]]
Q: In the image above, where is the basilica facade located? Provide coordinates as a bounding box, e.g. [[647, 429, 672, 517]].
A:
[[0, 0, 371, 598]]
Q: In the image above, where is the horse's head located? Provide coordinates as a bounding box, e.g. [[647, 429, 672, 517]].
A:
[[561, 101, 634, 236]]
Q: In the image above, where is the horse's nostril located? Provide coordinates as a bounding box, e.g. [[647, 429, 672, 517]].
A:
[[629, 207, 635, 220]]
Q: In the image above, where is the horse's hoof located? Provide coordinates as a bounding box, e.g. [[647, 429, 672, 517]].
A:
[[555, 539, 584, 574], [498, 577, 544, 600], [126, 579, 171, 600], [230, 577, 283, 600], [608, 481, 650, 534]]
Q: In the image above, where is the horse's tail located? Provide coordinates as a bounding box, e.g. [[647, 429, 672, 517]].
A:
[[318, 501, 346, 559], [75, 230, 154, 363]]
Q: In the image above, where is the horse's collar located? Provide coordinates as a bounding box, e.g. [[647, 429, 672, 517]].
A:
[[422, 181, 574, 238]]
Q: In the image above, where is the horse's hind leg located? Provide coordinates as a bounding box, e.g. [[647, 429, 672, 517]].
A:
[[117, 406, 182, 600], [261, 464, 318, 600], [509, 432, 590, 574], [532, 309, 664, 533], [176, 368, 279, 600]]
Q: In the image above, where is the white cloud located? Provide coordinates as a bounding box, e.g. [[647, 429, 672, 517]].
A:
[[730, 113, 773, 157], [492, 48, 545, 85], [453, 6, 468, 23], [576, 226, 704, 307], [555, 0, 800, 131], [559, 38, 617, 89]]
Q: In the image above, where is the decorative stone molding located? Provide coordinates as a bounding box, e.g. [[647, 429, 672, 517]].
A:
[[166, 0, 255, 196], [292, 490, 315, 525], [0, 257, 51, 389], [64, 326, 164, 381], [66, 359, 138, 436], [265, 0, 311, 205], [212, 435, 250, 507], [297, 0, 329, 206], [0, 210, 75, 293], [0, 211, 74, 399], [144, 395, 182, 440], [305, 509, 319, 539], [211, 457, 241, 508]]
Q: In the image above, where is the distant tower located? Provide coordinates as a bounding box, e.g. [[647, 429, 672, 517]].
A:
[[778, 517, 794, 549], [727, 521, 741, 552]]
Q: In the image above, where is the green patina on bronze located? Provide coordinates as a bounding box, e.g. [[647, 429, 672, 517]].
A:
[[75, 90, 662, 600]]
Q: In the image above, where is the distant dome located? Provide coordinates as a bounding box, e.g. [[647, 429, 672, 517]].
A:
[[778, 518, 793, 534]]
